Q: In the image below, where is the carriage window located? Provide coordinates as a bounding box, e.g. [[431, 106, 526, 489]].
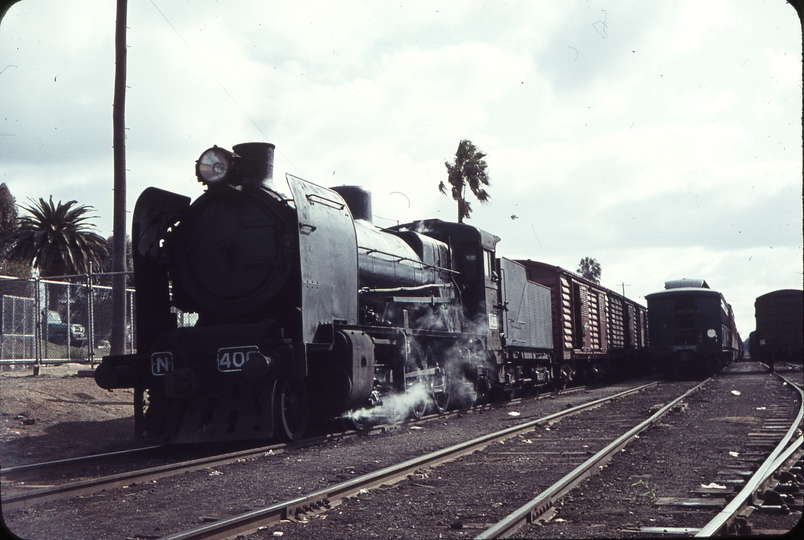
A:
[[483, 250, 494, 279], [464, 253, 478, 276], [674, 296, 695, 329]]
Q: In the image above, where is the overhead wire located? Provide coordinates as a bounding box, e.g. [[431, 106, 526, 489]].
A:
[[147, 0, 301, 175]]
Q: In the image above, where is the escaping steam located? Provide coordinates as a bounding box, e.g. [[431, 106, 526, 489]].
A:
[[344, 381, 431, 425]]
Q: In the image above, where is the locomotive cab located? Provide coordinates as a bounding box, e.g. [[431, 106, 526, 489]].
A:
[[388, 219, 510, 399], [392, 219, 502, 341]]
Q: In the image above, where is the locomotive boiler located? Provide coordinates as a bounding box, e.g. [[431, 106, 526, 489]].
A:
[[95, 141, 556, 443]]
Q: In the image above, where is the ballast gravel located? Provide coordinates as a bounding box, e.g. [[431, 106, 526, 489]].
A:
[[2, 362, 801, 539]]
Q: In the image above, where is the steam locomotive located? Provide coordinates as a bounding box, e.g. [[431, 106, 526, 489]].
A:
[[95, 142, 648, 443]]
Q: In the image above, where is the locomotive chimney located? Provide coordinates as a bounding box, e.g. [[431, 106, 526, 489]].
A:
[[331, 185, 373, 223], [232, 142, 275, 187]]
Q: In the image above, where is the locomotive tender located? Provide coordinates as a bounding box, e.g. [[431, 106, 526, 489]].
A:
[[646, 279, 741, 379], [95, 141, 648, 443]]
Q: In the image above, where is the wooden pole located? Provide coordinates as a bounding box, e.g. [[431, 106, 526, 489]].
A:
[[111, 0, 128, 356]]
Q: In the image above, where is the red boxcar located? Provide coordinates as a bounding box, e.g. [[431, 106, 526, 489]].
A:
[[516, 260, 649, 384]]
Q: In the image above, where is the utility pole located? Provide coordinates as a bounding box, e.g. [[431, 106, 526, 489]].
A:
[[619, 282, 631, 297], [111, 0, 128, 356]]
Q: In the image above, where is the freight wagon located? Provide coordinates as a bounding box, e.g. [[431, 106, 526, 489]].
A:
[[749, 289, 803, 368], [515, 260, 649, 385]]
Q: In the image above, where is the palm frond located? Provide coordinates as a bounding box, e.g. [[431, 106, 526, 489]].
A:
[[441, 139, 491, 223], [6, 196, 108, 277]]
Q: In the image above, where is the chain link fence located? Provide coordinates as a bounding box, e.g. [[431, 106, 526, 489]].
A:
[[0, 272, 136, 372]]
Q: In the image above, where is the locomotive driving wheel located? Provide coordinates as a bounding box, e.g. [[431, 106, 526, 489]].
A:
[[405, 365, 429, 420], [407, 379, 428, 420], [134, 387, 147, 439], [432, 365, 450, 415], [347, 414, 370, 431], [404, 353, 428, 421], [273, 378, 309, 442]]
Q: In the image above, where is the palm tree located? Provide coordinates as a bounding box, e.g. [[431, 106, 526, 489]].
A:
[[577, 257, 601, 283], [0, 183, 17, 255], [439, 139, 490, 223], [6, 197, 110, 278]]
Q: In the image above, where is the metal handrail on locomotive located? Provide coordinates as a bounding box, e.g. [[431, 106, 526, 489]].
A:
[[95, 142, 648, 444]]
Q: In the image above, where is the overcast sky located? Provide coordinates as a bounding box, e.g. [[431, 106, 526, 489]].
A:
[[1, 0, 801, 335]]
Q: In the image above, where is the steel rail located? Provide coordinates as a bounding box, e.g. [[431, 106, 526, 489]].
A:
[[0, 382, 592, 510], [1, 442, 286, 511], [159, 381, 659, 540], [0, 391, 516, 481], [0, 445, 162, 480], [476, 378, 708, 539], [695, 371, 804, 537]]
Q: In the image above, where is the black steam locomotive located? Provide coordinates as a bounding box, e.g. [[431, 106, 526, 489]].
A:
[[96, 142, 648, 443], [646, 279, 741, 379]]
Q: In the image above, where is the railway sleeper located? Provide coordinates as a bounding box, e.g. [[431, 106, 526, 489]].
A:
[[285, 498, 332, 521]]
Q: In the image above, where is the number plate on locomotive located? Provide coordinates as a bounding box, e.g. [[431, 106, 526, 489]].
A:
[[216, 346, 259, 372], [151, 352, 174, 376]]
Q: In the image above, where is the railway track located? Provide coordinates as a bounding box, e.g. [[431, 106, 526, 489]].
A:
[[695, 370, 803, 537], [150, 380, 685, 540], [509, 361, 803, 538], [1, 379, 665, 539], [12, 372, 794, 540], [1, 441, 287, 511], [484, 365, 804, 538], [153, 363, 799, 540], [0, 383, 591, 512], [1, 444, 163, 483]]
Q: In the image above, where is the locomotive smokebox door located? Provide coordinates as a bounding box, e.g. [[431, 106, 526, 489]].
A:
[[168, 187, 293, 316], [286, 175, 359, 344]]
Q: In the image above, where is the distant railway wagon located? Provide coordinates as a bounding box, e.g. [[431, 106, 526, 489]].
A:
[[646, 279, 741, 379], [515, 260, 649, 384], [749, 289, 803, 367]]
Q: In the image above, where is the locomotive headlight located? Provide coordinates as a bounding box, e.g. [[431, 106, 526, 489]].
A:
[[196, 146, 234, 185]]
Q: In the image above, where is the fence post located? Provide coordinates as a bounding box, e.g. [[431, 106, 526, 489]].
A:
[[87, 263, 95, 368], [33, 276, 41, 376], [128, 287, 135, 354], [66, 281, 72, 352]]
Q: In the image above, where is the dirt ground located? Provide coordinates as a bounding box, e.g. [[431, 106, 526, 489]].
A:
[[0, 364, 138, 469], [2, 364, 801, 540]]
